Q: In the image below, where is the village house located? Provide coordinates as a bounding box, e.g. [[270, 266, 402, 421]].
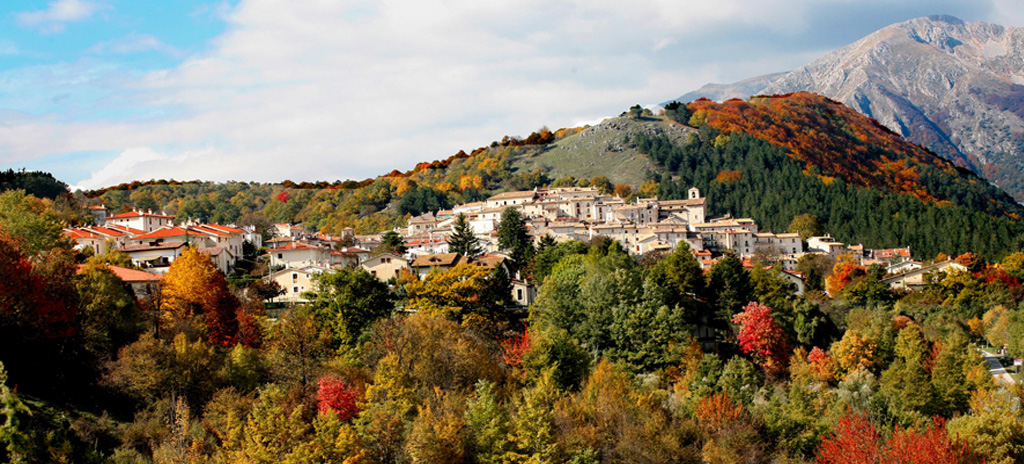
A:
[[105, 209, 175, 233], [807, 235, 847, 257], [410, 253, 465, 278], [485, 190, 538, 208], [881, 259, 967, 291], [361, 253, 410, 280], [269, 266, 327, 304], [269, 242, 332, 269], [121, 241, 188, 274]]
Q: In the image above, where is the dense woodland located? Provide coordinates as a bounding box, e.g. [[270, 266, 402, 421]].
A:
[[5, 94, 1024, 462], [4, 189, 1024, 463]]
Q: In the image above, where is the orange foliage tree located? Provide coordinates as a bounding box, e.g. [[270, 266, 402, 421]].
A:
[[825, 253, 867, 297], [695, 392, 744, 432], [160, 247, 241, 346]]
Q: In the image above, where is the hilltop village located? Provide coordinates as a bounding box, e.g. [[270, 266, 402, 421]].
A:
[[61, 186, 948, 307]]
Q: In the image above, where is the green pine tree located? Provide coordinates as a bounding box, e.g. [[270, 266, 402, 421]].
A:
[[448, 213, 482, 258]]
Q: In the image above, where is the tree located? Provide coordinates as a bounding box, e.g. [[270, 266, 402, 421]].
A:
[[160, 247, 241, 346], [317, 374, 360, 421], [404, 264, 509, 328], [448, 213, 482, 258], [589, 176, 613, 195], [0, 362, 30, 464], [663, 101, 693, 125], [788, 213, 823, 241], [75, 264, 145, 361], [613, 183, 633, 199], [379, 230, 407, 256], [0, 190, 67, 257], [305, 268, 395, 347], [628, 104, 643, 119], [733, 302, 790, 376], [497, 207, 532, 275], [706, 253, 752, 325], [465, 380, 510, 464]]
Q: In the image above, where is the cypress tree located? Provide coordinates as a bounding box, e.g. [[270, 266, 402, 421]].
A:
[[448, 213, 482, 258]]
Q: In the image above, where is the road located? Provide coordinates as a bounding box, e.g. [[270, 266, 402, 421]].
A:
[[981, 350, 1017, 386]]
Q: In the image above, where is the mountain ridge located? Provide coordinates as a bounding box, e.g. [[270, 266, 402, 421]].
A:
[[670, 15, 1024, 200]]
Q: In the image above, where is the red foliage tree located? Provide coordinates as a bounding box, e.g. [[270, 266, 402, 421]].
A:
[[816, 412, 882, 464], [732, 302, 789, 375], [500, 326, 531, 368], [276, 190, 290, 203], [817, 412, 979, 464], [317, 374, 359, 421]]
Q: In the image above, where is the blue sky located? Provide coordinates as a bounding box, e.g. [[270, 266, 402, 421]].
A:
[[2, 0, 1022, 190]]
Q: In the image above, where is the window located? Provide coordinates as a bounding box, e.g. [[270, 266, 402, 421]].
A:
[[517, 289, 523, 301], [293, 286, 299, 293], [371, 270, 377, 277], [292, 273, 298, 282], [277, 253, 283, 259]]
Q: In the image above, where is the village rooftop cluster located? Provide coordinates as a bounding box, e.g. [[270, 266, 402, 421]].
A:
[[61, 186, 959, 308]]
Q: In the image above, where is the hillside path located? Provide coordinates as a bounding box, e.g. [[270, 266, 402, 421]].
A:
[[981, 350, 1017, 386]]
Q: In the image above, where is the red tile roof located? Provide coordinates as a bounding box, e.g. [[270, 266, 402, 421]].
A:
[[107, 210, 175, 220], [105, 224, 146, 235], [132, 227, 191, 241], [122, 241, 187, 252], [76, 264, 163, 282], [411, 253, 463, 268], [273, 242, 324, 251]]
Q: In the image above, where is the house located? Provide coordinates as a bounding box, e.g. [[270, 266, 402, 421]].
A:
[[882, 260, 968, 291], [886, 260, 923, 275], [807, 236, 847, 257], [361, 253, 410, 281], [512, 280, 536, 307], [754, 232, 803, 256], [485, 190, 538, 208], [410, 253, 465, 278], [274, 223, 305, 238], [75, 264, 163, 303], [121, 241, 188, 274], [268, 266, 328, 304], [407, 212, 439, 235], [269, 242, 332, 269], [105, 210, 175, 233], [405, 237, 450, 257], [331, 247, 372, 268], [780, 270, 806, 295]]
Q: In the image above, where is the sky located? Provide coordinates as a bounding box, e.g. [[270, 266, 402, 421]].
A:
[[2, 0, 1023, 190]]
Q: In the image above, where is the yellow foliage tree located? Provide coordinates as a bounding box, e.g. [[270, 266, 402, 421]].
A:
[[160, 246, 240, 346], [831, 331, 877, 378]]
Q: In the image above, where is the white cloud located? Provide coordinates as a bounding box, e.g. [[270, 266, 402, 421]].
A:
[[5, 0, 1011, 189], [16, 0, 104, 33]]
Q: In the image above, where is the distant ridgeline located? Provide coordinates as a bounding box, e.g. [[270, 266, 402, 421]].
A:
[[0, 169, 69, 200], [647, 92, 1024, 259]]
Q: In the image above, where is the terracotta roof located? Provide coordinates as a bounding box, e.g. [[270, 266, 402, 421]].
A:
[[488, 190, 537, 201], [205, 224, 246, 234], [122, 241, 187, 252], [189, 225, 231, 237], [411, 253, 463, 268], [468, 255, 505, 269], [107, 210, 175, 220], [86, 205, 107, 210], [273, 242, 325, 251], [200, 246, 225, 256], [132, 227, 191, 241], [106, 224, 146, 235], [65, 228, 101, 239], [76, 264, 163, 282]]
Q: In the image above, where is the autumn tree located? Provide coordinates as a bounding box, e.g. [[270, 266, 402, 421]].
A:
[[613, 183, 633, 199], [448, 213, 482, 258], [305, 268, 395, 347], [733, 302, 790, 376], [825, 253, 867, 297], [404, 264, 509, 328], [317, 374, 360, 421], [160, 247, 241, 346], [75, 264, 145, 361]]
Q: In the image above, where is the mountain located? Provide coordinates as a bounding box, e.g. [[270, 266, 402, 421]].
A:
[[673, 15, 1024, 200], [673, 72, 787, 103]]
